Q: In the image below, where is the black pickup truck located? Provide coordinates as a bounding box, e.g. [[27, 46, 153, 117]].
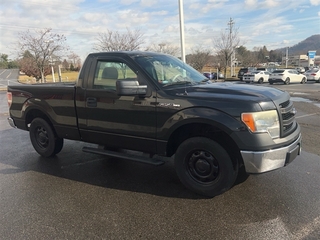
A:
[[7, 51, 301, 197]]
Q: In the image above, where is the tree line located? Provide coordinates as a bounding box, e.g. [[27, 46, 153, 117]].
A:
[[3, 22, 284, 82], [0, 54, 19, 69]]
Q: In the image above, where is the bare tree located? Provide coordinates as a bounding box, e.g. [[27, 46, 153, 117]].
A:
[[145, 42, 180, 57], [19, 50, 51, 81], [186, 46, 211, 71], [212, 18, 241, 78], [68, 52, 81, 70], [94, 28, 145, 51], [17, 28, 68, 82]]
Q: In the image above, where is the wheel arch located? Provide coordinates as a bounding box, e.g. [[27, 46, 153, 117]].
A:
[[25, 108, 55, 135], [22, 98, 56, 131]]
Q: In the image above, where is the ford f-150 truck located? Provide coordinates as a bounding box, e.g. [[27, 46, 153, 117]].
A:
[[7, 51, 301, 197]]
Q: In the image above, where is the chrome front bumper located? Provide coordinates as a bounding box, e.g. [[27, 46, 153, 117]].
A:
[[7, 117, 17, 128], [240, 134, 302, 173]]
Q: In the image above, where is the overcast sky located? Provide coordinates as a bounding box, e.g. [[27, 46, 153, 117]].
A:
[[0, 0, 319, 61]]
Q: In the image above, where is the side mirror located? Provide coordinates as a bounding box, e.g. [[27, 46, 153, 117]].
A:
[[116, 80, 147, 96]]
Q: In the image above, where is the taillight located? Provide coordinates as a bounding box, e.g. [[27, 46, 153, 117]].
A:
[[7, 92, 12, 108], [311, 73, 316, 76]]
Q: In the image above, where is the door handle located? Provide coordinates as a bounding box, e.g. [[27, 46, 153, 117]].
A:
[[86, 97, 97, 107]]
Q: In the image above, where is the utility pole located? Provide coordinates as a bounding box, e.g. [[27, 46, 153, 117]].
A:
[[228, 18, 234, 77]]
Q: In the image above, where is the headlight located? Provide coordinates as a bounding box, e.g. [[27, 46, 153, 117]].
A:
[[241, 110, 280, 138]]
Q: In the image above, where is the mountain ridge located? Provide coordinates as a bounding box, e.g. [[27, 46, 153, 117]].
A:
[[275, 34, 320, 55]]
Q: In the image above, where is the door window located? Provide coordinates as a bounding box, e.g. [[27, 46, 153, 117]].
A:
[[93, 61, 137, 90]]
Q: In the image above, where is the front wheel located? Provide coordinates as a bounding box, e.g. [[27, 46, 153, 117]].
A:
[[284, 78, 290, 85], [174, 137, 238, 197], [29, 118, 64, 157], [300, 77, 306, 84]]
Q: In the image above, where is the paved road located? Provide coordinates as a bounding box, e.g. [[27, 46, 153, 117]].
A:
[[0, 81, 320, 239], [0, 69, 19, 90]]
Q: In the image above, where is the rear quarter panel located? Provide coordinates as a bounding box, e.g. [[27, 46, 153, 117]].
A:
[[8, 83, 80, 139]]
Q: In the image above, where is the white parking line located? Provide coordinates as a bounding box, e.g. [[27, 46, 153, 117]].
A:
[[296, 113, 320, 119], [293, 216, 320, 240], [0, 69, 7, 76]]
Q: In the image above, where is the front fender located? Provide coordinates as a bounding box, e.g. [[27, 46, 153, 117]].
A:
[[157, 107, 246, 140]]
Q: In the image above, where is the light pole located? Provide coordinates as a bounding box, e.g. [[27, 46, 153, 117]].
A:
[[50, 56, 55, 82], [285, 47, 289, 68], [179, 0, 186, 63], [45, 40, 55, 82]]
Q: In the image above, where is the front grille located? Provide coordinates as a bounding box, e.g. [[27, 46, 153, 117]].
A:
[[279, 99, 296, 137], [279, 100, 290, 108]]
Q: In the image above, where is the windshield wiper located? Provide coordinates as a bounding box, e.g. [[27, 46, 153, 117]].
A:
[[162, 80, 195, 87]]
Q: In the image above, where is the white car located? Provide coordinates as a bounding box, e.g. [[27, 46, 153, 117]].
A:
[[243, 71, 270, 84], [269, 69, 307, 85], [304, 68, 320, 83]]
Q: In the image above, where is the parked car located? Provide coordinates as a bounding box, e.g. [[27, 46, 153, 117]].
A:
[[243, 71, 270, 84], [202, 72, 212, 79], [203, 72, 224, 80], [295, 67, 306, 73], [304, 68, 320, 82], [256, 67, 267, 71], [269, 69, 307, 85], [266, 67, 277, 73], [212, 72, 224, 79], [237, 67, 256, 81]]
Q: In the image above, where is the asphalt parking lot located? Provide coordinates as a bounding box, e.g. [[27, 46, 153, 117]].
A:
[[0, 71, 320, 239]]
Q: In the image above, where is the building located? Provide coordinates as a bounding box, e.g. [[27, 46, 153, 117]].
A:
[[282, 52, 319, 68]]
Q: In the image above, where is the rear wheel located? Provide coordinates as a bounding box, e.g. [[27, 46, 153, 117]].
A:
[[29, 118, 64, 157], [258, 78, 263, 84], [284, 78, 290, 85], [300, 77, 306, 84], [174, 137, 238, 197]]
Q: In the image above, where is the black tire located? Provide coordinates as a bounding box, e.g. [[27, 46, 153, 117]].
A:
[[174, 137, 238, 197], [258, 78, 263, 84], [29, 118, 64, 157], [284, 78, 290, 85], [300, 77, 306, 84], [269, 82, 273, 85]]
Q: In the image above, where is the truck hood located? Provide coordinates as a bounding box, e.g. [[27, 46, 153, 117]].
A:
[[163, 82, 289, 113], [166, 82, 285, 102]]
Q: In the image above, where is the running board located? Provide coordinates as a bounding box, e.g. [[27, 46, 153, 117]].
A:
[[82, 147, 165, 166]]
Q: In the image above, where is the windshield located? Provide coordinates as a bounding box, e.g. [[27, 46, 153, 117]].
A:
[[306, 69, 319, 73], [272, 70, 285, 74], [134, 54, 208, 87]]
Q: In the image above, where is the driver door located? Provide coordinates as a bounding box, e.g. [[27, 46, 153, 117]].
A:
[[79, 58, 157, 152]]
